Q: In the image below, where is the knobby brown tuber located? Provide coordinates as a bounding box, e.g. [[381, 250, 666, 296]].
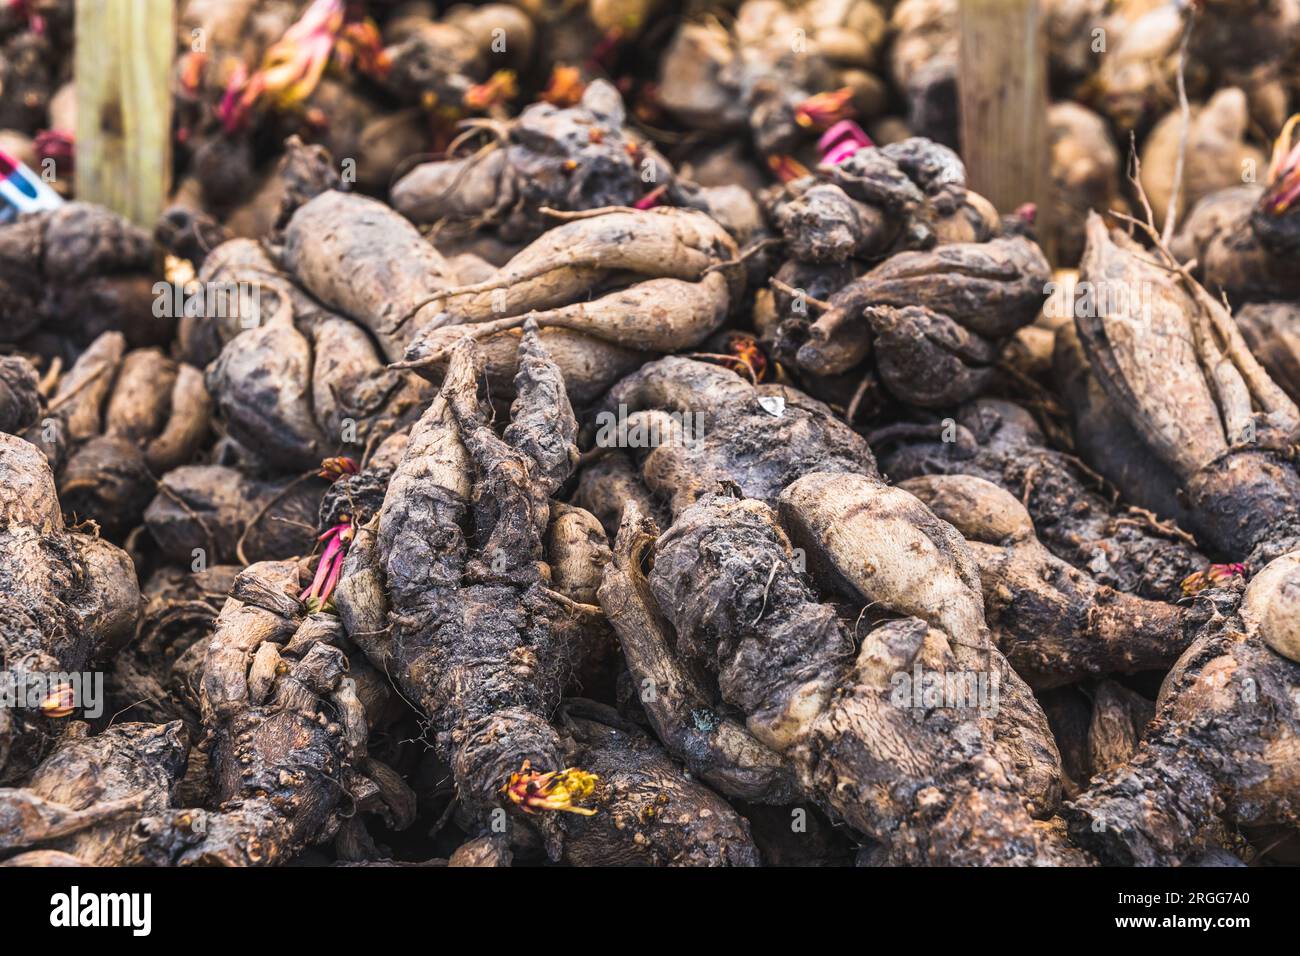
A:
[[0, 432, 140, 784]]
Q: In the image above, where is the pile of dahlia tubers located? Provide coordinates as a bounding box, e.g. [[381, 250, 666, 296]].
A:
[[4, 0, 1300, 869]]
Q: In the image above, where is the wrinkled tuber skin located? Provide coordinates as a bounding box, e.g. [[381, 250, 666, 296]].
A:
[[554, 705, 761, 866], [0, 203, 163, 348], [764, 138, 998, 265], [0, 433, 141, 784], [0, 721, 188, 866], [600, 475, 1081, 865], [393, 80, 673, 243], [361, 322, 587, 857], [130, 560, 383, 866], [144, 464, 324, 565], [1077, 212, 1300, 565], [656, 0, 889, 158], [1065, 559, 1300, 865], [583, 362, 1072, 855], [773, 232, 1049, 406], [900, 475, 1199, 688], [399, 207, 742, 403], [583, 356, 879, 525], [0, 355, 43, 443], [107, 564, 240, 733], [879, 398, 1205, 603], [194, 237, 419, 470], [45, 333, 212, 535], [277, 190, 458, 364]]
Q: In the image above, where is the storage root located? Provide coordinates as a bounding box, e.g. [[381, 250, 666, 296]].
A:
[[1075, 211, 1300, 566], [598, 473, 1083, 865], [878, 398, 1206, 603], [397, 206, 743, 402], [1065, 552, 1300, 864], [0, 432, 140, 784], [44, 332, 211, 536], [10, 0, 1300, 870], [0, 203, 162, 347]]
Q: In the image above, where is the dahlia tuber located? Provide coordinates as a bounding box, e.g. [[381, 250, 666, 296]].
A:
[[126, 560, 398, 866], [0, 203, 162, 349], [0, 432, 140, 783], [899, 474, 1198, 687], [392, 80, 673, 242], [879, 397, 1205, 602], [1077, 210, 1300, 564], [345, 321, 600, 857], [600, 474, 1081, 864], [397, 206, 742, 402], [47, 332, 211, 535], [1066, 553, 1300, 864]]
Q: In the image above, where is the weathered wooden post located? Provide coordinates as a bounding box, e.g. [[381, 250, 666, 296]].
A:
[[75, 0, 175, 227], [957, 0, 1052, 261]]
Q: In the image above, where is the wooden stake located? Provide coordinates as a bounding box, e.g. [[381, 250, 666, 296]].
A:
[[957, 0, 1052, 260], [75, 0, 175, 227]]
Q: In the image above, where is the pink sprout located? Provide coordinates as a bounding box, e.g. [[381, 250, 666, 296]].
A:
[[299, 519, 354, 610], [818, 121, 873, 167]]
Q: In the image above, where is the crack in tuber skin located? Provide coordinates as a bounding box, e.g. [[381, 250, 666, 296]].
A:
[[600, 474, 1081, 865], [900, 475, 1199, 689], [880, 398, 1206, 604], [1065, 556, 1300, 865], [0, 432, 140, 784]]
